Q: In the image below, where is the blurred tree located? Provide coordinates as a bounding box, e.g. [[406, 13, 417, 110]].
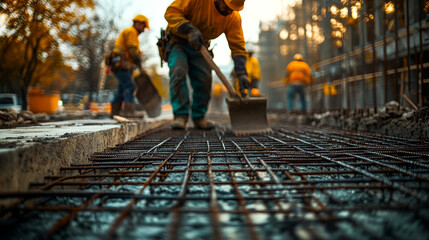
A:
[[71, 15, 108, 102], [0, 0, 94, 110], [35, 50, 76, 93], [0, 37, 24, 93], [69, 1, 124, 101]]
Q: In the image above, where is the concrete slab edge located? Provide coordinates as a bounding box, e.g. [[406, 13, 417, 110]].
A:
[[0, 120, 170, 193]]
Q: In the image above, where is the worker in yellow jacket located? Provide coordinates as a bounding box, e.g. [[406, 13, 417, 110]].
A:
[[285, 53, 312, 111], [110, 14, 149, 118], [234, 43, 261, 96], [164, 0, 249, 130]]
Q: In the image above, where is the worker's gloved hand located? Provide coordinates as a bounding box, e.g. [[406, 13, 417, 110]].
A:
[[237, 74, 250, 97], [232, 55, 249, 97], [178, 22, 205, 51], [133, 55, 142, 69], [188, 28, 204, 50]]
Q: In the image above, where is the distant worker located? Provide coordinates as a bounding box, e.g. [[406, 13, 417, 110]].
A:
[[284, 53, 312, 112], [164, 0, 249, 130], [233, 43, 261, 97], [109, 14, 149, 118]]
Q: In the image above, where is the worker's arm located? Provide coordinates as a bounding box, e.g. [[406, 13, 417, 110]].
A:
[[128, 47, 141, 68], [232, 55, 249, 97], [224, 13, 247, 56], [177, 22, 205, 50], [122, 27, 141, 68], [286, 62, 293, 77], [164, 0, 206, 50], [164, 0, 192, 35], [223, 12, 248, 95]]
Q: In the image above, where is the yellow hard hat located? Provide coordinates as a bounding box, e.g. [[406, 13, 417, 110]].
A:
[[294, 53, 303, 61], [224, 0, 245, 11], [250, 88, 260, 97], [133, 14, 149, 29], [213, 83, 222, 97]]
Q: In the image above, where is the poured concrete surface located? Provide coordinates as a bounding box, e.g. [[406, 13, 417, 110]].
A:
[[0, 118, 171, 193]]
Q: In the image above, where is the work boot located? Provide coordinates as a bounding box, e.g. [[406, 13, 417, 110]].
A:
[[193, 118, 215, 130], [110, 103, 122, 118], [122, 103, 139, 118], [171, 116, 188, 130]]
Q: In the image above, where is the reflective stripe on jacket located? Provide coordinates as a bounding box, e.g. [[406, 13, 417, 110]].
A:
[[286, 60, 312, 85], [164, 0, 247, 57]]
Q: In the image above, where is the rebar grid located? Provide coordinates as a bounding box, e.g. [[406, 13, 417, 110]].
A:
[[1, 124, 429, 240]]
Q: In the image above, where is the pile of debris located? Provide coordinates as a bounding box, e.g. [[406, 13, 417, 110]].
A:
[[0, 109, 40, 126], [272, 101, 429, 140], [0, 109, 96, 127]]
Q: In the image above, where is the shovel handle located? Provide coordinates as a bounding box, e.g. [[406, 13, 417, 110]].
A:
[[200, 46, 238, 97]]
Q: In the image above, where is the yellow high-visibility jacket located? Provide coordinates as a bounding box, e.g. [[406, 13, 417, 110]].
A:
[[233, 55, 261, 96], [212, 83, 222, 97], [112, 26, 141, 61], [165, 0, 247, 57], [246, 56, 261, 83], [286, 60, 312, 85]]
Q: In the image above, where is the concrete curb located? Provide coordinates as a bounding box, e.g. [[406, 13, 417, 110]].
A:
[[0, 120, 169, 193]]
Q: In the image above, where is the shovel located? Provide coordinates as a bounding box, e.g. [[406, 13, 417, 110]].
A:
[[200, 46, 272, 135], [133, 68, 162, 118]]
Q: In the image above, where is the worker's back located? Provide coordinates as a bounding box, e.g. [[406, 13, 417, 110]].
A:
[[286, 60, 311, 85]]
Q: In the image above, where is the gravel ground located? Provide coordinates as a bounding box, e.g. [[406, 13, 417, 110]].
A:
[[270, 101, 429, 140]]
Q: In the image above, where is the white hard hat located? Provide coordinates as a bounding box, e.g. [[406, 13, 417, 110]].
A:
[[294, 53, 303, 60], [246, 43, 254, 53]]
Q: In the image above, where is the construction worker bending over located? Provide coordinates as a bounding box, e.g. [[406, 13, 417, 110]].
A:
[[285, 53, 312, 112], [109, 14, 149, 118], [233, 43, 261, 97], [164, 0, 249, 130]]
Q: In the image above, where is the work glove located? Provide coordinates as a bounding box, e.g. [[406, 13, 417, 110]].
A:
[[178, 22, 205, 51], [250, 79, 259, 89], [237, 74, 250, 97], [232, 55, 249, 97], [133, 56, 142, 69], [188, 29, 205, 51]]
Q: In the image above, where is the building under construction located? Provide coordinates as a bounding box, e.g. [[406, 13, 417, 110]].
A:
[[258, 0, 428, 112], [0, 0, 428, 239]]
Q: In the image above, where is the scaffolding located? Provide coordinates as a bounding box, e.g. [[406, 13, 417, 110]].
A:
[[259, 0, 429, 112]]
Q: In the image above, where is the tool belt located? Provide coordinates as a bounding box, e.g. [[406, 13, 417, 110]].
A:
[[157, 30, 212, 66], [105, 47, 132, 72], [157, 29, 173, 66], [156, 30, 189, 65]]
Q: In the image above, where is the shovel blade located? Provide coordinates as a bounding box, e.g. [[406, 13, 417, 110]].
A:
[[134, 72, 162, 118], [226, 97, 272, 135]]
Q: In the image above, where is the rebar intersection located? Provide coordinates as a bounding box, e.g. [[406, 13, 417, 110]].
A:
[[1, 125, 429, 239]]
